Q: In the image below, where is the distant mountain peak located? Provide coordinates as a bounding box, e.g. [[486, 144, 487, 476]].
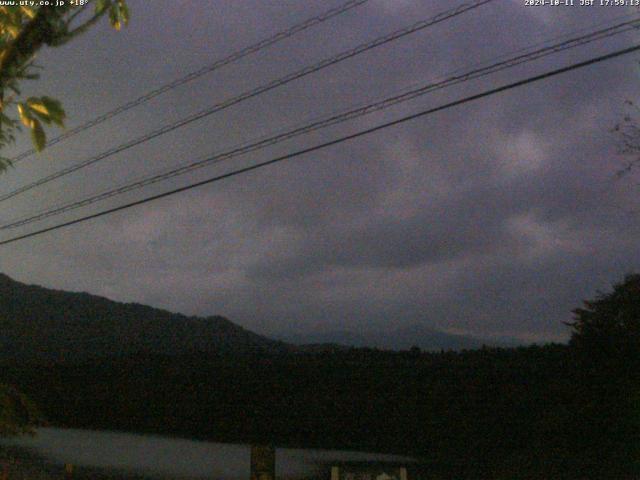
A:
[[276, 323, 525, 352]]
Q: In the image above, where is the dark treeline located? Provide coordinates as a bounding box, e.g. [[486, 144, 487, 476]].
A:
[[1, 342, 636, 479], [1, 273, 638, 479]]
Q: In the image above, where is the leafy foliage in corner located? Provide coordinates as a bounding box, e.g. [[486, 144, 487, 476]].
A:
[[0, 383, 41, 437], [0, 0, 129, 169], [17, 96, 65, 151]]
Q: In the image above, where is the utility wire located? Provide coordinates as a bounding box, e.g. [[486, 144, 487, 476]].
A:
[[3, 16, 639, 230], [3, 17, 637, 228], [12, 11, 639, 228], [9, 0, 371, 164], [0, 43, 638, 247], [0, 0, 495, 203]]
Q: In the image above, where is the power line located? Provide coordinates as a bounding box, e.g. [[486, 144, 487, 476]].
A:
[[0, 0, 494, 203], [4, 16, 637, 228], [1, 43, 638, 247], [11, 11, 639, 229], [9, 0, 371, 164], [3, 16, 639, 230]]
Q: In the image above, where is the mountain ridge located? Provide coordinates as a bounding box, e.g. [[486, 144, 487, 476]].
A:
[[276, 324, 525, 351], [0, 273, 288, 361], [0, 273, 524, 360]]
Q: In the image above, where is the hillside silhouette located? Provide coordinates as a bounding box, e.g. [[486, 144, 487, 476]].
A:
[[0, 273, 286, 361]]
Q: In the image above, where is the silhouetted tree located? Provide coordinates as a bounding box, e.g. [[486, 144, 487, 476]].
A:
[[569, 273, 639, 359], [612, 101, 640, 176], [565, 274, 640, 478]]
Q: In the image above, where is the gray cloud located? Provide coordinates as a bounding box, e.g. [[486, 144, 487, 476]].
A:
[[1, 0, 639, 343]]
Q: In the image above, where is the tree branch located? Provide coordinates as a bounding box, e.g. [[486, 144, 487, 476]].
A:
[[0, 6, 63, 90]]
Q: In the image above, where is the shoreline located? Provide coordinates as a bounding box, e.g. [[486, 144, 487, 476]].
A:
[[0, 444, 169, 480]]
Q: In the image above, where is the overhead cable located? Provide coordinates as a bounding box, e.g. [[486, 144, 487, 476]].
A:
[[1, 43, 638, 246], [9, 0, 372, 163], [3, 16, 638, 230], [0, 0, 495, 203]]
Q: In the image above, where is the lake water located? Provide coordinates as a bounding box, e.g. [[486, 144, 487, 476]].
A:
[[1, 428, 415, 479]]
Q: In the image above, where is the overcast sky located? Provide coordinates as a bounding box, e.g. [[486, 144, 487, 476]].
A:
[[0, 0, 639, 342]]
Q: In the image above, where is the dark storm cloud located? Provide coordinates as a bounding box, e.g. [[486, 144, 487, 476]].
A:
[[1, 0, 639, 343]]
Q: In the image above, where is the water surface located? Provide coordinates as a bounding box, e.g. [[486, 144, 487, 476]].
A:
[[2, 428, 415, 479]]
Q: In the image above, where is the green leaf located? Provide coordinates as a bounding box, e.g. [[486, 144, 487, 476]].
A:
[[25, 96, 65, 127], [5, 24, 20, 39], [26, 99, 52, 124], [30, 119, 45, 152], [108, 1, 128, 30], [95, 0, 110, 14], [109, 5, 120, 30], [17, 103, 34, 128], [118, 1, 129, 24], [20, 6, 36, 19], [40, 96, 65, 123]]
